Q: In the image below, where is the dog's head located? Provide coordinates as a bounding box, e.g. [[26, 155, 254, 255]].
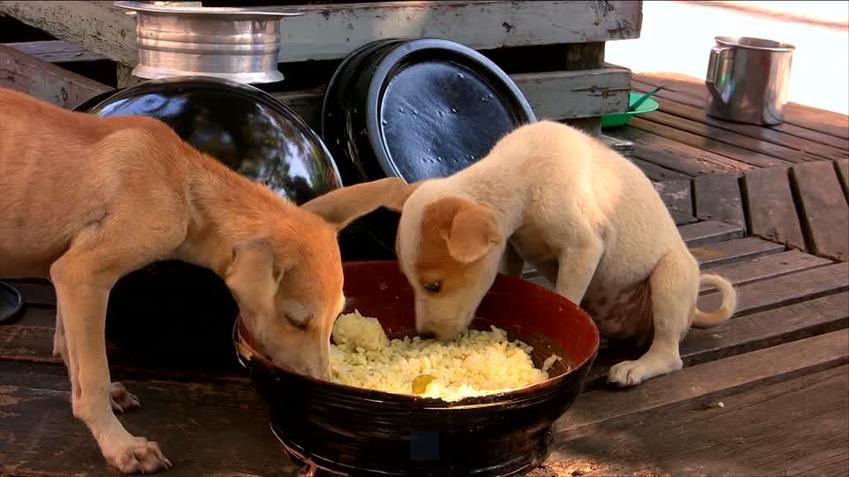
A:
[[226, 178, 409, 380], [393, 184, 505, 340], [291, 178, 504, 343]]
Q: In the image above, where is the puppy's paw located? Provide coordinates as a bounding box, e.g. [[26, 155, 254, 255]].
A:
[[107, 437, 171, 474], [607, 360, 651, 387], [111, 382, 141, 413]]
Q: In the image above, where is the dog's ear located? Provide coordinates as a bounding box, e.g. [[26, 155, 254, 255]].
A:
[[225, 238, 282, 311], [302, 177, 420, 231], [444, 202, 502, 263]]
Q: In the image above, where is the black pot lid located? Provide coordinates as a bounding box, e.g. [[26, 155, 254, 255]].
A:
[[365, 38, 536, 182], [0, 281, 24, 325], [76, 76, 342, 205]]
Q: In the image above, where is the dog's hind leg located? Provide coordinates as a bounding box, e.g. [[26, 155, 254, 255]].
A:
[[607, 247, 697, 386]]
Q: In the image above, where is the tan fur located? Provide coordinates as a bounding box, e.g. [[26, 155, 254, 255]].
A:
[[383, 121, 737, 386], [0, 89, 385, 473]]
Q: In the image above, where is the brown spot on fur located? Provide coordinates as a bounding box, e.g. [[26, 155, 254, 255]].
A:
[[416, 197, 490, 290], [583, 280, 653, 347]]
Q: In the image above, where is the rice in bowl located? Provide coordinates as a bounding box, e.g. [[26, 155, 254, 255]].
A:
[[329, 311, 565, 402]]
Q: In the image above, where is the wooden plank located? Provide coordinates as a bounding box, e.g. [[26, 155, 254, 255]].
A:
[[635, 72, 849, 143], [4, 39, 105, 63], [583, 290, 848, 390], [742, 166, 807, 250], [629, 157, 691, 182], [670, 210, 699, 225], [273, 67, 633, 128], [0, 44, 112, 109], [632, 87, 849, 162], [698, 250, 832, 293], [543, 365, 849, 476], [792, 161, 849, 261], [631, 77, 849, 152], [629, 117, 792, 169], [641, 109, 824, 164], [0, 361, 302, 476], [837, 159, 849, 201], [679, 220, 744, 246], [608, 127, 753, 176], [693, 173, 747, 233], [0, 1, 644, 65], [698, 262, 849, 317], [561, 329, 848, 436], [517, 67, 630, 120], [691, 237, 784, 267], [652, 179, 692, 216]]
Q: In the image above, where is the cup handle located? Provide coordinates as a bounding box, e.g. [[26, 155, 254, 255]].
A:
[[706, 46, 732, 88]]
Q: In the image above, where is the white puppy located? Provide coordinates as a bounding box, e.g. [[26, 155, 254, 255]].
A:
[[313, 120, 737, 386]]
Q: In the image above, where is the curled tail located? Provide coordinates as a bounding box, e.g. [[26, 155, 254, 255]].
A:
[[693, 274, 737, 328]]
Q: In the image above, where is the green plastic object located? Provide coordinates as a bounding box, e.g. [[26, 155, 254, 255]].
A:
[[601, 91, 660, 129]]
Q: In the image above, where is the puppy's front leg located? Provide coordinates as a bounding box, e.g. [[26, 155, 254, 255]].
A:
[[52, 261, 170, 473], [555, 232, 604, 304]]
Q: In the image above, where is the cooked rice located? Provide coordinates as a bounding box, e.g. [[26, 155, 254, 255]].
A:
[[329, 310, 565, 402]]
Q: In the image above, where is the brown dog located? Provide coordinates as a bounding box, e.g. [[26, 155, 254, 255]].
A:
[[0, 89, 399, 473]]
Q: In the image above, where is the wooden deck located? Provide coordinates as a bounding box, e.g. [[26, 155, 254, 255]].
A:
[[0, 1, 847, 473], [3, 73, 848, 473]]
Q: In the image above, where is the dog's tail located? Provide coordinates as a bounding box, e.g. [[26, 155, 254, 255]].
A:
[[692, 274, 737, 328]]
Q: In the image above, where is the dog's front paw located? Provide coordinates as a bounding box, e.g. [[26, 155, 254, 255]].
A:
[[106, 437, 171, 474], [607, 360, 650, 387], [110, 382, 141, 413]]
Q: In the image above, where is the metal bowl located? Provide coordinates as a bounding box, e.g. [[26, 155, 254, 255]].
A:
[[236, 261, 599, 476], [114, 1, 300, 84]]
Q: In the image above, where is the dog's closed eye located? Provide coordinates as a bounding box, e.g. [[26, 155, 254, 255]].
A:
[[284, 308, 313, 329]]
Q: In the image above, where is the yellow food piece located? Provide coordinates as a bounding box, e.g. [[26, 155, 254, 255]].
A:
[[411, 374, 435, 394]]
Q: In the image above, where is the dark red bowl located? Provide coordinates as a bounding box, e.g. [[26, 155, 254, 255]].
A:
[[235, 261, 598, 476]]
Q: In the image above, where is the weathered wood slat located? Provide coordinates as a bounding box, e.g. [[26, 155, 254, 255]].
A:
[[629, 117, 793, 169], [641, 109, 825, 163], [543, 364, 848, 476], [698, 262, 849, 317], [562, 330, 848, 436], [607, 127, 752, 176], [631, 77, 849, 151], [629, 157, 691, 182], [652, 179, 692, 216], [698, 250, 831, 294], [583, 280, 848, 390], [635, 72, 849, 142], [0, 1, 643, 65], [0, 43, 111, 109], [691, 237, 784, 267], [273, 67, 632, 127], [632, 87, 849, 162], [0, 361, 298, 476], [693, 173, 746, 233], [4, 39, 105, 63], [791, 161, 849, 261], [742, 166, 806, 250], [837, 159, 849, 201], [679, 220, 744, 246]]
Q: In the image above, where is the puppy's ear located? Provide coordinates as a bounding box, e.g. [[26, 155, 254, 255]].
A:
[[444, 202, 502, 263], [302, 177, 420, 231], [225, 239, 281, 311]]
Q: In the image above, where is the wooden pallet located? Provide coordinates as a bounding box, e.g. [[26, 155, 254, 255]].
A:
[[2, 221, 846, 476], [0, 0, 644, 133]]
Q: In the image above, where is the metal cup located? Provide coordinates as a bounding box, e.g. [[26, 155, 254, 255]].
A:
[[705, 36, 795, 125]]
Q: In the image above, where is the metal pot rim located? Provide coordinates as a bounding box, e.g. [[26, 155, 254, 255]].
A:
[[715, 36, 795, 52], [114, 1, 301, 18]]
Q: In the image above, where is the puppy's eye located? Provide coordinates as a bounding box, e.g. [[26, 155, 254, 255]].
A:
[[423, 281, 442, 293], [285, 313, 309, 330]]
